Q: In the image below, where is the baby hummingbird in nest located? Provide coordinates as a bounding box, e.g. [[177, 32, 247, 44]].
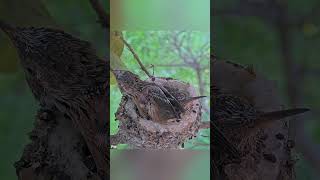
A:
[[213, 86, 309, 152], [213, 88, 309, 133], [112, 70, 205, 124], [211, 85, 309, 178], [0, 21, 109, 178]]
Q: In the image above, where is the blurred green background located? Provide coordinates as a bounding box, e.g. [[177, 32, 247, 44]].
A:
[[214, 0, 320, 179], [110, 31, 210, 150], [0, 0, 106, 179], [111, 0, 210, 31]]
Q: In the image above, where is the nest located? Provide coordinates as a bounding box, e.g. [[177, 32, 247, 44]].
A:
[[212, 60, 294, 180], [113, 77, 202, 149]]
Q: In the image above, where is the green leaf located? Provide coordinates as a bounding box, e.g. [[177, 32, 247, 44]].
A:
[[111, 31, 124, 57], [110, 51, 128, 85]]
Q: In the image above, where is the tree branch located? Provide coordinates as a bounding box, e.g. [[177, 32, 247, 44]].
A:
[[120, 35, 152, 78], [199, 121, 210, 129], [169, 31, 209, 96], [89, 0, 109, 28], [153, 63, 190, 68]]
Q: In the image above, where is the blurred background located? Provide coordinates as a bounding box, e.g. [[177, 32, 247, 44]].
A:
[[110, 150, 210, 180], [0, 0, 107, 179], [110, 31, 210, 150], [214, 0, 320, 179]]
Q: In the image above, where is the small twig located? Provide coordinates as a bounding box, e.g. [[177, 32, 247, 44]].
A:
[[199, 121, 210, 129], [154, 63, 190, 68], [150, 64, 154, 76], [89, 0, 109, 28], [120, 35, 152, 78]]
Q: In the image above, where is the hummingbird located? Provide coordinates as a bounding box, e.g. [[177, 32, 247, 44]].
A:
[[112, 69, 206, 123], [212, 85, 309, 177], [0, 20, 109, 179]]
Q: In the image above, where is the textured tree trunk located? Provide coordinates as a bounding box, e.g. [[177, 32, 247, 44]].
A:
[[212, 60, 297, 180]]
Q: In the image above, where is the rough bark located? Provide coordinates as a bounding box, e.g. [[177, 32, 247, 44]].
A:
[[111, 77, 203, 149], [212, 60, 297, 180]]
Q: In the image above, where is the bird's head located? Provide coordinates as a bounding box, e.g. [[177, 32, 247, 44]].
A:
[[112, 70, 142, 95], [0, 21, 41, 59], [0, 21, 97, 70]]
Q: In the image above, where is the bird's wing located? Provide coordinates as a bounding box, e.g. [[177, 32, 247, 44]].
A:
[[214, 93, 257, 129], [147, 86, 180, 119], [156, 84, 185, 112], [165, 86, 206, 105]]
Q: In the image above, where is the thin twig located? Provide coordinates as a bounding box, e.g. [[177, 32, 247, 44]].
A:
[[199, 121, 210, 129], [154, 63, 190, 68], [120, 35, 152, 78], [89, 0, 109, 28]]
